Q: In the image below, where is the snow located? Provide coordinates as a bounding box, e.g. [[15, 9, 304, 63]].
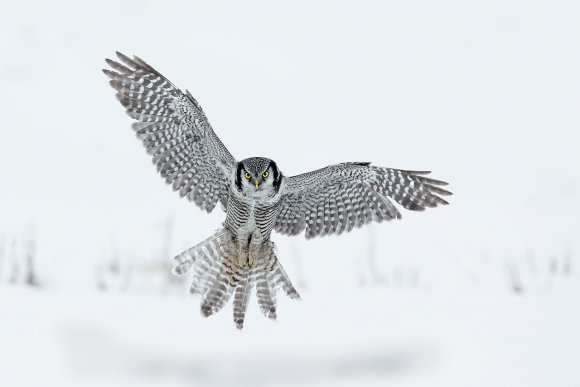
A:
[[1, 0, 580, 386], [1, 284, 579, 387]]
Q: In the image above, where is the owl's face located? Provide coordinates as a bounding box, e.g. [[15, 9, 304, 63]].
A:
[[235, 157, 282, 197]]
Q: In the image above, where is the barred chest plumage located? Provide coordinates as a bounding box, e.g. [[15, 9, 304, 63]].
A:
[[224, 189, 281, 245]]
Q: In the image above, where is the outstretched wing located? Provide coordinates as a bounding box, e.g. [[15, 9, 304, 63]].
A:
[[275, 162, 451, 239], [103, 52, 236, 212]]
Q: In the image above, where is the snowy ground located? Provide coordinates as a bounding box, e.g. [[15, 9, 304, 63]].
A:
[[1, 1, 580, 386], [1, 275, 579, 387]]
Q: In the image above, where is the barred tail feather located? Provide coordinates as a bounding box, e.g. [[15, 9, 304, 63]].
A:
[[172, 230, 227, 276], [200, 269, 233, 318], [268, 258, 301, 300], [256, 269, 277, 320], [233, 276, 251, 329], [173, 229, 300, 329]]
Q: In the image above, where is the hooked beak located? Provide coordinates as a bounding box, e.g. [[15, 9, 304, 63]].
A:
[[255, 180, 260, 189]]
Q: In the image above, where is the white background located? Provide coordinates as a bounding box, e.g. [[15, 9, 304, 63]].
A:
[[0, 1, 579, 386]]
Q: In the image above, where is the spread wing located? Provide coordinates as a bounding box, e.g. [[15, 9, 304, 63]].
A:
[[103, 52, 236, 213], [275, 162, 451, 239]]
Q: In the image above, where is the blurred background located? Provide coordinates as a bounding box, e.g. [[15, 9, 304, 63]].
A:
[[0, 1, 579, 386]]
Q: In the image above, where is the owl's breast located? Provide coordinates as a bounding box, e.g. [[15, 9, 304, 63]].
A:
[[224, 192, 280, 244]]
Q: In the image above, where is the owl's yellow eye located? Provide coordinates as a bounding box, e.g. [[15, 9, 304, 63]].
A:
[[262, 171, 269, 178], [244, 172, 251, 180]]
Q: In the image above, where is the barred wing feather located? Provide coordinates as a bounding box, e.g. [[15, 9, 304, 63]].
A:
[[103, 52, 236, 212], [275, 162, 452, 239]]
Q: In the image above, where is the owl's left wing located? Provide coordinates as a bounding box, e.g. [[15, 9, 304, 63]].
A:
[[103, 52, 236, 212], [275, 162, 451, 239]]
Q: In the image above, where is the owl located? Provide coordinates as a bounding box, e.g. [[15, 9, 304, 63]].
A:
[[103, 52, 451, 329]]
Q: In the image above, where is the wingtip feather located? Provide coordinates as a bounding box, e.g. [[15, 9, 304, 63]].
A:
[[115, 51, 137, 68]]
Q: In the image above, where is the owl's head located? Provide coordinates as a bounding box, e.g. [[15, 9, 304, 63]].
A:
[[235, 157, 282, 196]]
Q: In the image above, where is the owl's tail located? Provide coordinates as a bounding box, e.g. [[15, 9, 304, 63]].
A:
[[172, 229, 300, 329]]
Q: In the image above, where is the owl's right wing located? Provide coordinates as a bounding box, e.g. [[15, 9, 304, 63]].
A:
[[103, 52, 236, 213], [275, 162, 451, 239]]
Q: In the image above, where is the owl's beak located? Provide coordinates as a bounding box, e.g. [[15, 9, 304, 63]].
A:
[[255, 180, 260, 189]]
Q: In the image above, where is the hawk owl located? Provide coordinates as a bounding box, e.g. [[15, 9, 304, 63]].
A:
[[103, 52, 452, 329]]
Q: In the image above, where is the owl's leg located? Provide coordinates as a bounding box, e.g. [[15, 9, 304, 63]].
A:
[[236, 243, 248, 267], [248, 231, 264, 267], [248, 244, 260, 267]]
